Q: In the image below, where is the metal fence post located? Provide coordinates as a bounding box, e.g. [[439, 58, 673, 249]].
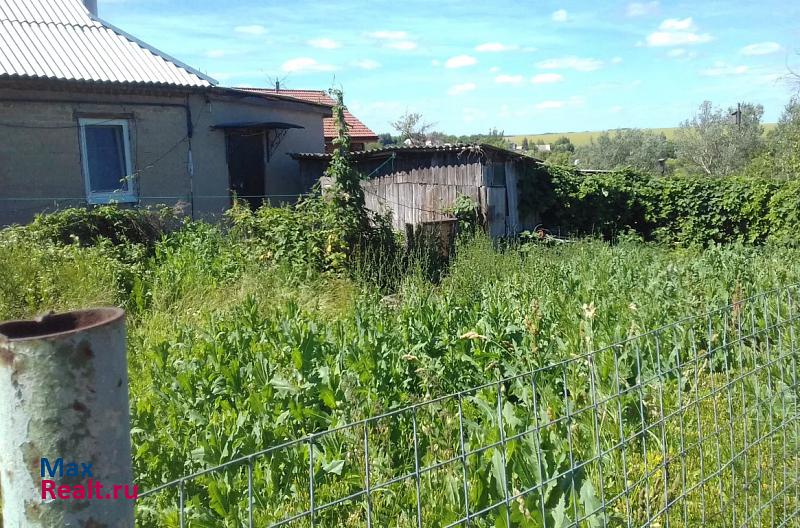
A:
[[0, 308, 134, 528]]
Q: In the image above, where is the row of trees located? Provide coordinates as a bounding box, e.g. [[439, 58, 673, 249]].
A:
[[381, 94, 800, 180], [379, 112, 508, 148], [530, 99, 800, 179]]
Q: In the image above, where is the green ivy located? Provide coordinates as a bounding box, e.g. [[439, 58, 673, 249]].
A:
[[524, 166, 800, 246]]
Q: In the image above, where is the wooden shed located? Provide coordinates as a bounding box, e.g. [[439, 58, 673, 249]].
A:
[[292, 144, 542, 238]]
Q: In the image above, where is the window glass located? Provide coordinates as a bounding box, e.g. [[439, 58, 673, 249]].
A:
[[85, 125, 127, 193]]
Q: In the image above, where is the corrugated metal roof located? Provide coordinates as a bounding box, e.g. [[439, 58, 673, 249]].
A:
[[292, 143, 544, 162], [0, 0, 102, 26], [0, 0, 213, 87]]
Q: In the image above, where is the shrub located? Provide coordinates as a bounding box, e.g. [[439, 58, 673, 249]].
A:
[[226, 197, 354, 273], [21, 205, 176, 249], [767, 179, 800, 245], [532, 167, 798, 245]]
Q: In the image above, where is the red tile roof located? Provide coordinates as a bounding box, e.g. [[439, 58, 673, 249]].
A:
[[234, 88, 379, 141]]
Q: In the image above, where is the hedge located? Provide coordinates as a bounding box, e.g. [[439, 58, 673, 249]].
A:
[[521, 165, 799, 245]]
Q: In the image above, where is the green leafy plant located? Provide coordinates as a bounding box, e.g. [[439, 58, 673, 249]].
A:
[[446, 195, 480, 234], [526, 165, 800, 246]]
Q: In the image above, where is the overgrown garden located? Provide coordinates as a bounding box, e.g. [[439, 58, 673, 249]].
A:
[[1, 94, 800, 526]]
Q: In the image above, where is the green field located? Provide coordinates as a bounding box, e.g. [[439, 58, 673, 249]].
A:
[[508, 124, 777, 146]]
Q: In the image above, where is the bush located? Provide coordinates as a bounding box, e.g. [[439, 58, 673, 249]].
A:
[[532, 167, 799, 245], [0, 206, 176, 318], [226, 196, 398, 278], [227, 197, 355, 273], [22, 205, 176, 249], [767, 179, 800, 245]]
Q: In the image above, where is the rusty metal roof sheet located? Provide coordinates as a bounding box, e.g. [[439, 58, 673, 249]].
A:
[[0, 0, 214, 88]]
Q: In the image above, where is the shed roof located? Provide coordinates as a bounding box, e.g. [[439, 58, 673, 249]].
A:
[[0, 0, 214, 88], [234, 88, 379, 141], [291, 143, 543, 163]]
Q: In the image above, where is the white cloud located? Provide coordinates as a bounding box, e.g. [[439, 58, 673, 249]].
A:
[[354, 59, 381, 70], [368, 30, 408, 40], [205, 50, 225, 58], [659, 17, 694, 31], [537, 56, 603, 71], [432, 59, 441, 66], [534, 96, 584, 110], [700, 61, 749, 76], [741, 42, 782, 56], [281, 57, 336, 73], [234, 25, 266, 35], [476, 42, 518, 52], [448, 82, 477, 95], [531, 73, 563, 84], [646, 17, 711, 46], [535, 100, 565, 109], [489, 66, 500, 73], [445, 55, 477, 68], [495, 74, 524, 85], [611, 56, 623, 64], [667, 48, 698, 59], [552, 9, 568, 22], [368, 30, 417, 50], [386, 40, 417, 50], [626, 1, 659, 17], [610, 105, 624, 113], [308, 38, 341, 49], [647, 31, 712, 46]]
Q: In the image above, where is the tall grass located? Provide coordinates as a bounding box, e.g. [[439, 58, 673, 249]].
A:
[[2, 214, 800, 526]]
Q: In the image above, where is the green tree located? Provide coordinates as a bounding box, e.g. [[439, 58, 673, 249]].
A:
[[377, 132, 397, 146], [674, 100, 764, 177], [574, 129, 673, 174], [521, 137, 530, 150], [552, 136, 575, 153], [390, 111, 434, 144], [743, 97, 800, 180], [544, 151, 573, 166]]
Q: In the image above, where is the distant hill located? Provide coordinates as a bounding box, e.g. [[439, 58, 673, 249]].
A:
[[508, 124, 777, 147]]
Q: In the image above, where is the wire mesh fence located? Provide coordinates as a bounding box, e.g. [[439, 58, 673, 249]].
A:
[[136, 284, 800, 527]]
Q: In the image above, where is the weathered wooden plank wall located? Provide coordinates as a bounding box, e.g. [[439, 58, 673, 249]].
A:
[[310, 149, 534, 237], [505, 161, 521, 234], [362, 157, 484, 231]]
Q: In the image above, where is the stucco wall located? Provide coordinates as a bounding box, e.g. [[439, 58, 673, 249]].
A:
[[206, 95, 325, 197], [0, 89, 190, 225], [0, 86, 327, 226]]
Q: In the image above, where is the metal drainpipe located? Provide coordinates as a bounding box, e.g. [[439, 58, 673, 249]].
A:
[[185, 96, 196, 219], [0, 308, 133, 528]]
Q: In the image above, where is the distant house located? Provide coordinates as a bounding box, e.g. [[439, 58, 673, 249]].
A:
[[536, 144, 552, 153], [293, 144, 542, 238], [236, 88, 379, 153], [0, 0, 331, 225]]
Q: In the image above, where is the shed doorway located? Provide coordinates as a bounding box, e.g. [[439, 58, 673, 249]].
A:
[[226, 131, 265, 209]]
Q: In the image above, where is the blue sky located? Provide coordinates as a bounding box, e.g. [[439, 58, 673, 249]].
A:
[[100, 0, 799, 135]]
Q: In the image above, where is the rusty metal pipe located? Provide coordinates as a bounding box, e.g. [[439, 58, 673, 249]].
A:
[[0, 308, 133, 528]]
